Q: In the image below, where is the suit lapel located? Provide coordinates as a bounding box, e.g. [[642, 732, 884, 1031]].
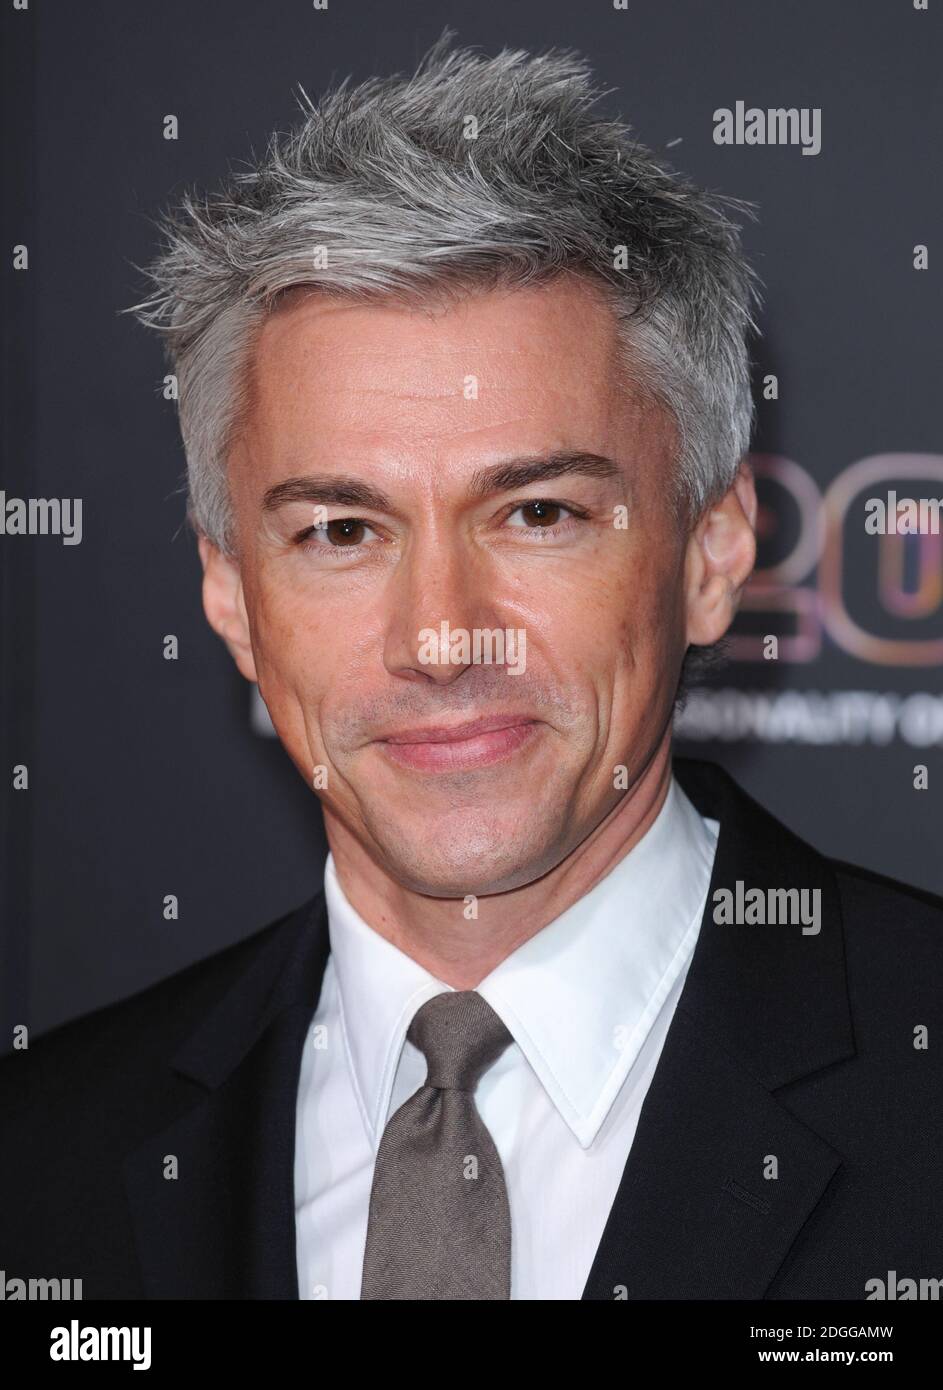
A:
[[580, 1006, 843, 1298], [582, 756, 855, 1299], [123, 893, 330, 1299]]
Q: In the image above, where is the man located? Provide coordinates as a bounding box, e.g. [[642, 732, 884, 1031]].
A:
[[2, 35, 941, 1302]]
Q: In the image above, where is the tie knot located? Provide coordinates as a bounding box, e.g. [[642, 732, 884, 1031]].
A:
[[407, 991, 512, 1091]]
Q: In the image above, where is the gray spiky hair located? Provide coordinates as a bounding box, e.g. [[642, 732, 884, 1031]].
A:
[[125, 29, 762, 558]]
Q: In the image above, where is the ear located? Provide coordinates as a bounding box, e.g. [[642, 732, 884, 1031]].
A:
[[683, 460, 757, 646], [198, 535, 259, 683]]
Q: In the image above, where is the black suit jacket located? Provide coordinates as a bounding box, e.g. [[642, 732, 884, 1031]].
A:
[[2, 756, 942, 1299]]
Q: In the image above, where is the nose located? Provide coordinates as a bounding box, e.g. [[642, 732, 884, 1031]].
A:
[[383, 532, 499, 686]]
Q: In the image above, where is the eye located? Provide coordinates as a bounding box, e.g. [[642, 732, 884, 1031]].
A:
[[294, 517, 381, 550], [505, 500, 584, 532]]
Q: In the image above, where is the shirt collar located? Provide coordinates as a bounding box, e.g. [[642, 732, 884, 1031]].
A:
[[323, 855, 445, 1148], [324, 775, 718, 1150]]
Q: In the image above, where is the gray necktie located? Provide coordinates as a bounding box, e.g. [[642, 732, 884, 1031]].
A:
[[360, 989, 514, 1300]]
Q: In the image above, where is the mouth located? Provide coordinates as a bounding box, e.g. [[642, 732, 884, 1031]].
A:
[[375, 714, 541, 772]]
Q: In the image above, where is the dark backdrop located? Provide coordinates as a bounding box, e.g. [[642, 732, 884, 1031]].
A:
[[1, 0, 940, 1038]]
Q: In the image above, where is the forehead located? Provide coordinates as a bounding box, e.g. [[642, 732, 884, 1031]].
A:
[[244, 276, 637, 448]]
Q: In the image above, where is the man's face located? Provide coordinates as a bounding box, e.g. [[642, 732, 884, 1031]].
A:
[[209, 277, 730, 896]]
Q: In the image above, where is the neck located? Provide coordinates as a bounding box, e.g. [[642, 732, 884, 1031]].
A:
[[325, 735, 674, 989]]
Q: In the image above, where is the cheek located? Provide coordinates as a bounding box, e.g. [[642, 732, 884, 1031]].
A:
[[244, 577, 325, 706], [245, 573, 375, 751], [602, 557, 685, 704], [604, 548, 678, 650]]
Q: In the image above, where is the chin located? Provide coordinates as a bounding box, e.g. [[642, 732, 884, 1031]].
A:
[[372, 823, 558, 900]]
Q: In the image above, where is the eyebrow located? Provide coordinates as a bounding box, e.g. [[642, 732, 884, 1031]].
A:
[[260, 450, 623, 515]]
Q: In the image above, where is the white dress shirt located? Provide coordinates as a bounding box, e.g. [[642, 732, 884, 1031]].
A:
[[294, 775, 719, 1300]]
